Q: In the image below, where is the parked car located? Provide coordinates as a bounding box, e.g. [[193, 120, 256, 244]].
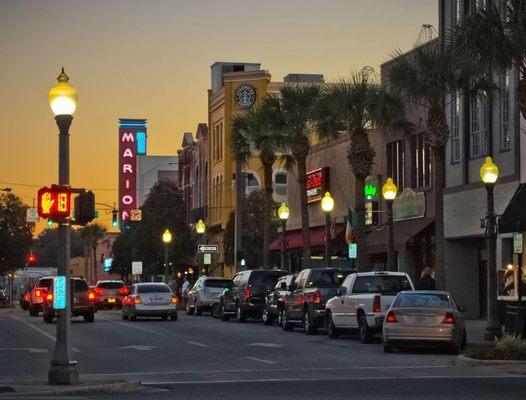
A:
[[382, 290, 467, 354], [0, 288, 9, 304], [186, 276, 233, 315], [94, 280, 128, 310], [325, 271, 414, 342], [28, 276, 54, 316], [43, 277, 96, 323], [220, 269, 288, 322], [122, 283, 178, 321], [262, 274, 295, 326]]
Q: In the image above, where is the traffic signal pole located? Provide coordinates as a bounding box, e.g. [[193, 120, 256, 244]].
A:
[[48, 114, 79, 385]]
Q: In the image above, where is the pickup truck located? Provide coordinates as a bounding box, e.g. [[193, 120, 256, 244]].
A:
[[325, 271, 414, 343]]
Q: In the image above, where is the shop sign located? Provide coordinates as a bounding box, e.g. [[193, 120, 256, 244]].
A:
[[393, 188, 425, 222], [514, 233, 523, 254], [365, 175, 380, 201], [306, 167, 329, 204]]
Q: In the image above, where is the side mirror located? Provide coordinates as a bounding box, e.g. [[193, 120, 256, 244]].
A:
[[280, 282, 287, 290]]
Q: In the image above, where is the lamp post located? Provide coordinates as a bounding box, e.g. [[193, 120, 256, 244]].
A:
[[278, 202, 290, 272], [195, 219, 206, 276], [480, 157, 502, 341], [162, 229, 172, 283], [321, 192, 335, 268], [382, 178, 398, 271], [48, 68, 79, 385]]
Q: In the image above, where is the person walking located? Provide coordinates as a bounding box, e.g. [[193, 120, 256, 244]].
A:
[[415, 267, 436, 290], [181, 276, 191, 308]]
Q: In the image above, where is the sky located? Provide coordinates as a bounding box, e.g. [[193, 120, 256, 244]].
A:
[[0, 0, 437, 233]]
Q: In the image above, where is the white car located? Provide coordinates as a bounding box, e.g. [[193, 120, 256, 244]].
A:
[[122, 283, 178, 321], [186, 276, 233, 315], [325, 271, 414, 343]]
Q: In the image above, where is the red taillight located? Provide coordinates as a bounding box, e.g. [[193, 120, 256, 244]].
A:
[[442, 313, 455, 324], [24, 294, 30, 301], [244, 288, 251, 298], [45, 293, 53, 303], [171, 296, 178, 303], [95, 288, 105, 296], [88, 291, 95, 301], [385, 311, 397, 323], [134, 296, 141, 304], [118, 287, 128, 295], [35, 289, 42, 298], [312, 290, 321, 303], [373, 295, 381, 313]]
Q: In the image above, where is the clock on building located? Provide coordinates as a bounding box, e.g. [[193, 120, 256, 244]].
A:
[[235, 84, 256, 108]]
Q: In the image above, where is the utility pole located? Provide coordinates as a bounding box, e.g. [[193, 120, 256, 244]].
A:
[[234, 164, 245, 272]]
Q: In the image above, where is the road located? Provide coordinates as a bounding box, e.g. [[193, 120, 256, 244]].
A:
[[1, 308, 525, 399]]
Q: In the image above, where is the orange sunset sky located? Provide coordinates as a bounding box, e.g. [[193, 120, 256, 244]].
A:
[[0, 0, 437, 233]]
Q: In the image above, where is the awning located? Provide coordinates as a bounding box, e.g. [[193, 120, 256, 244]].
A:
[[367, 217, 434, 254], [499, 183, 526, 233], [269, 224, 345, 251]]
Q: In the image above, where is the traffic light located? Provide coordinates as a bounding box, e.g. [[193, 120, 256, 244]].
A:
[[112, 210, 118, 227], [37, 186, 71, 220], [47, 219, 53, 227], [74, 190, 95, 226]]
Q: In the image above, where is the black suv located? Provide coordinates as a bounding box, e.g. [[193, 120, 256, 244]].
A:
[[220, 269, 287, 322], [282, 268, 352, 334], [262, 274, 295, 326], [43, 277, 96, 323]]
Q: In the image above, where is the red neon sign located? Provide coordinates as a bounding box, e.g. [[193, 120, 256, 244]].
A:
[[306, 167, 329, 204], [37, 186, 71, 219]]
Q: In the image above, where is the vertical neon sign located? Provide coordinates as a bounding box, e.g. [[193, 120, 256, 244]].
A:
[[118, 119, 147, 229]]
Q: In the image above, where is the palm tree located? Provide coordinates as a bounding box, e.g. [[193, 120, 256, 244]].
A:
[[449, 0, 526, 119], [315, 71, 408, 270], [232, 103, 280, 269], [80, 223, 106, 283], [265, 85, 321, 263]]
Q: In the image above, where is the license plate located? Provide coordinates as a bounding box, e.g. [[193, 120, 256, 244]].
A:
[[108, 298, 115, 303]]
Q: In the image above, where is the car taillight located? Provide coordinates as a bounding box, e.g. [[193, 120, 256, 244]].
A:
[[35, 289, 42, 298], [118, 287, 128, 295], [88, 291, 96, 301], [95, 288, 105, 296], [24, 294, 30, 301], [373, 295, 381, 313], [171, 296, 178, 303], [244, 288, 251, 298], [45, 293, 53, 303], [385, 311, 397, 323], [442, 313, 455, 324], [134, 297, 141, 304], [312, 290, 321, 303]]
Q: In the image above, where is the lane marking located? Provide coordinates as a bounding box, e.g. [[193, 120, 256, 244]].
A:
[[246, 357, 277, 365], [117, 345, 159, 351], [246, 342, 283, 348], [10, 315, 81, 353], [0, 348, 47, 354], [187, 341, 208, 347], [99, 317, 166, 336]]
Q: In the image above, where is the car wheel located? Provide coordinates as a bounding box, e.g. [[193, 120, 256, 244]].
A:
[[221, 303, 230, 321], [383, 343, 394, 353], [236, 304, 246, 323], [262, 308, 272, 325], [282, 310, 293, 331], [29, 304, 38, 317], [84, 312, 95, 323], [43, 312, 53, 324], [122, 312, 129, 320], [303, 308, 318, 335], [326, 311, 339, 339], [358, 314, 372, 344], [186, 301, 194, 315], [170, 313, 178, 321]]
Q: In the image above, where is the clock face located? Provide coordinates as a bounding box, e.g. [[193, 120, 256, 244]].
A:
[[235, 84, 256, 108]]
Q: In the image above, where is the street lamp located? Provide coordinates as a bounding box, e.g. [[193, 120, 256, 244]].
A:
[[278, 202, 290, 272], [195, 220, 206, 277], [321, 192, 334, 268], [48, 67, 79, 385], [382, 178, 398, 271], [480, 156, 502, 340], [162, 229, 172, 283]]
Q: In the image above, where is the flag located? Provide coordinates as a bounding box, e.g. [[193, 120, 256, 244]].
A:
[[345, 209, 354, 244]]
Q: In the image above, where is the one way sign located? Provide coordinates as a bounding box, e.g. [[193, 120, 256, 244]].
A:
[[198, 244, 218, 253]]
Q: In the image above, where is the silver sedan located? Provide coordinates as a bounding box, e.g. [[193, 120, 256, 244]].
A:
[[382, 291, 466, 354], [122, 283, 178, 321]]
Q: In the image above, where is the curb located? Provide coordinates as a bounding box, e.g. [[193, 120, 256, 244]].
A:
[[456, 354, 526, 367], [0, 380, 141, 396]]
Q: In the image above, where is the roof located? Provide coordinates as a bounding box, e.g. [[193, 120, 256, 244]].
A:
[[352, 271, 409, 277], [181, 132, 194, 148], [498, 183, 526, 233]]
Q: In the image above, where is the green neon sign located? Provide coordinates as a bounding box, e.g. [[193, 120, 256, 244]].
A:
[[364, 184, 378, 200]]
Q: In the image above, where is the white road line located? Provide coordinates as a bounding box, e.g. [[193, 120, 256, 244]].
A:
[[187, 341, 208, 347], [99, 317, 166, 336], [10, 315, 81, 353], [246, 356, 277, 365]]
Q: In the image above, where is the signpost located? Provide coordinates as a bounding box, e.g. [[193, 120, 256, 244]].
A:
[[132, 261, 143, 275], [26, 208, 39, 223], [53, 276, 66, 310], [203, 253, 211, 265], [514, 233, 523, 254], [130, 209, 142, 221], [348, 243, 357, 259], [198, 244, 218, 253]]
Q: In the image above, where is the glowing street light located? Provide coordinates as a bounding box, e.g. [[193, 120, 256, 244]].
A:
[[321, 192, 335, 267], [277, 203, 290, 271], [382, 178, 398, 271], [195, 219, 206, 234], [162, 229, 172, 283]]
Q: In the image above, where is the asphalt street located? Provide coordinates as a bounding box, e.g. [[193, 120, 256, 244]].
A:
[[1, 308, 526, 399]]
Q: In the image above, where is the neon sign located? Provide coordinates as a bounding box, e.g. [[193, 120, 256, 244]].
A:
[[306, 167, 329, 204]]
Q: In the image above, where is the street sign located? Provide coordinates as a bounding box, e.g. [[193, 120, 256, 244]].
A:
[[132, 261, 143, 275], [26, 208, 39, 223], [348, 243, 357, 259], [514, 233, 523, 254], [53, 276, 66, 310], [130, 209, 142, 221], [204, 253, 211, 265], [198, 244, 218, 253], [103, 258, 113, 272]]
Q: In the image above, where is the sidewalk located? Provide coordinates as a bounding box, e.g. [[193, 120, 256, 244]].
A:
[[465, 319, 489, 345]]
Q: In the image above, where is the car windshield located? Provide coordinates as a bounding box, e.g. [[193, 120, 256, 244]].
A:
[[394, 293, 451, 309], [137, 284, 171, 293], [205, 279, 233, 288], [38, 279, 53, 289], [98, 282, 124, 289], [306, 270, 350, 288], [248, 272, 285, 291], [352, 275, 412, 294], [73, 280, 89, 292]]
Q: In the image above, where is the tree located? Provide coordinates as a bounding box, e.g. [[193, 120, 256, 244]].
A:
[[111, 229, 133, 280], [449, 0, 526, 119], [80, 223, 106, 283], [0, 193, 33, 274], [34, 228, 84, 269], [232, 101, 281, 269], [224, 191, 279, 268], [315, 71, 408, 269], [265, 85, 321, 264]]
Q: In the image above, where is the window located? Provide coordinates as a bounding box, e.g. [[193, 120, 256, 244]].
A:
[[137, 284, 171, 293], [394, 293, 451, 309], [245, 172, 260, 196], [501, 70, 512, 151], [351, 275, 412, 295], [274, 172, 287, 203], [386, 140, 405, 189], [470, 95, 488, 158], [415, 134, 432, 188], [451, 91, 461, 163], [219, 122, 223, 160], [306, 270, 351, 288]]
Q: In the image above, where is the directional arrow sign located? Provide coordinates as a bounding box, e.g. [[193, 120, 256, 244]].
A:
[[117, 345, 159, 351], [198, 244, 218, 253]]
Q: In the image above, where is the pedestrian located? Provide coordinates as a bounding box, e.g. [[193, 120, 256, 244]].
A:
[[181, 276, 191, 307], [415, 267, 436, 290]]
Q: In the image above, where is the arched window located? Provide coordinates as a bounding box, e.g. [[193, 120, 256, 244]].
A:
[[274, 172, 287, 203]]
